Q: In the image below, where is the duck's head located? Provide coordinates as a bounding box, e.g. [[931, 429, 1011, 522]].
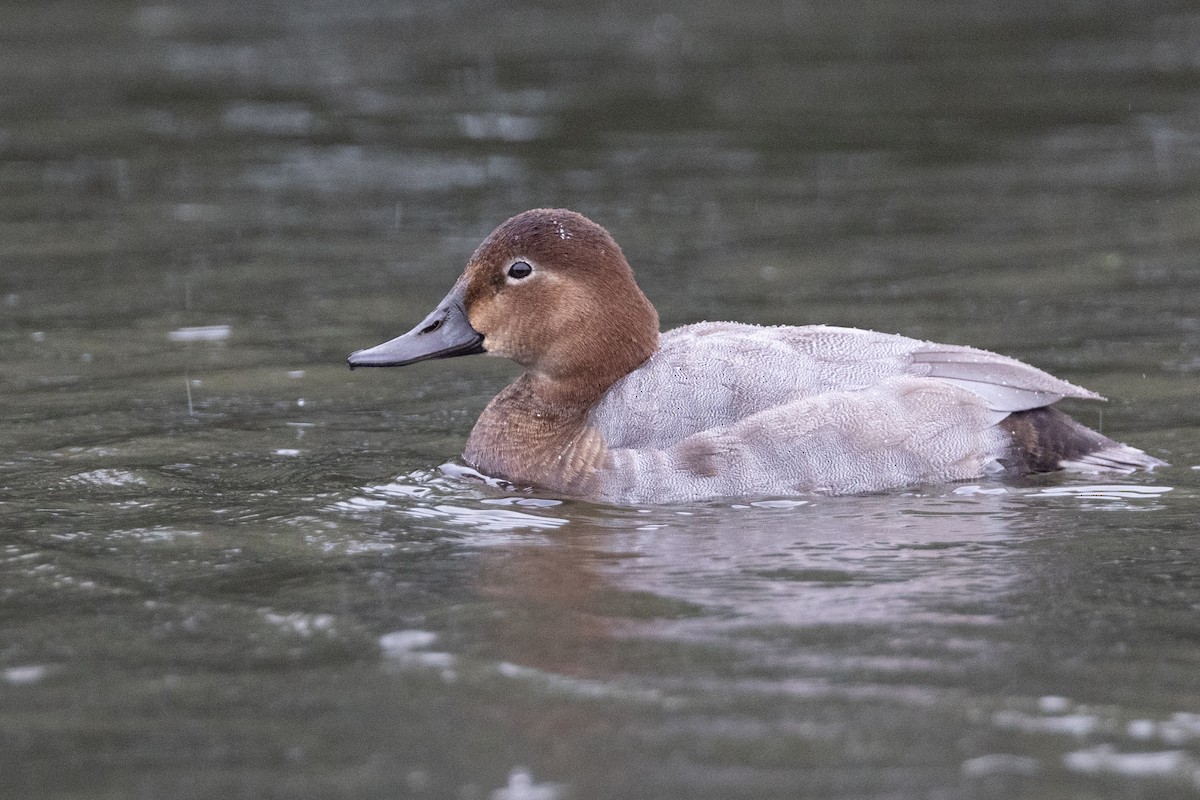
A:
[[349, 208, 659, 391]]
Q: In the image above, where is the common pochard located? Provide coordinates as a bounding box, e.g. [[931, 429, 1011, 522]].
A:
[[349, 208, 1165, 503]]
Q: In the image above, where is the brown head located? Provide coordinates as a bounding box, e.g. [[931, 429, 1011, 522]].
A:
[[348, 209, 660, 402]]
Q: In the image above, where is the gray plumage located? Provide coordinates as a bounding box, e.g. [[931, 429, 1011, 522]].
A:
[[587, 323, 1160, 504]]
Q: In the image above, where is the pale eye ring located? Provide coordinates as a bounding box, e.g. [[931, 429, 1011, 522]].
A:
[[507, 261, 533, 280]]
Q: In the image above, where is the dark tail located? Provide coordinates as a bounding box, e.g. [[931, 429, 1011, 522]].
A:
[[999, 407, 1167, 474]]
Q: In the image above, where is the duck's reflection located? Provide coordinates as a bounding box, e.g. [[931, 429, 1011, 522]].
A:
[[476, 539, 621, 679], [371, 480, 1175, 795], [471, 489, 1026, 679]]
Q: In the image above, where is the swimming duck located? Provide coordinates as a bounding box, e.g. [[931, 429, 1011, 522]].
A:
[[349, 208, 1165, 503]]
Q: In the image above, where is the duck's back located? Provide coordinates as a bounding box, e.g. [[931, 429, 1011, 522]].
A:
[[590, 322, 1098, 450], [579, 322, 1170, 502]]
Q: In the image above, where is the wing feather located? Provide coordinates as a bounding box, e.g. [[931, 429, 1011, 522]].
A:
[[910, 344, 1103, 412]]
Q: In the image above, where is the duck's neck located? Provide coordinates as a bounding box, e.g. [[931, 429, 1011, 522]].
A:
[[463, 372, 610, 494], [463, 278, 660, 494]]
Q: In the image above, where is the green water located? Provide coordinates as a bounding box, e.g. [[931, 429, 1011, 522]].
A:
[[2, 2, 1199, 798]]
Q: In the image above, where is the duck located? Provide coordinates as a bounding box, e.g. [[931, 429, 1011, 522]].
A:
[[348, 208, 1166, 504]]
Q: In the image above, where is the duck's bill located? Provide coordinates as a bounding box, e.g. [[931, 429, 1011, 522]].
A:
[[347, 283, 485, 368]]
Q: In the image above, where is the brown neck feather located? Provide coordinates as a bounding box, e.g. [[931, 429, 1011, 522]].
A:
[[463, 373, 610, 494], [464, 306, 658, 494]]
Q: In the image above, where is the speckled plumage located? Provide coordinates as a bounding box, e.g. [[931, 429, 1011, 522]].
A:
[[588, 323, 1111, 503]]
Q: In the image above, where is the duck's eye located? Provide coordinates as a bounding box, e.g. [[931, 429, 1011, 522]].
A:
[[507, 261, 533, 280]]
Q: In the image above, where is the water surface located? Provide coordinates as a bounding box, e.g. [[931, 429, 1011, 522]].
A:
[[3, 2, 1200, 798]]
